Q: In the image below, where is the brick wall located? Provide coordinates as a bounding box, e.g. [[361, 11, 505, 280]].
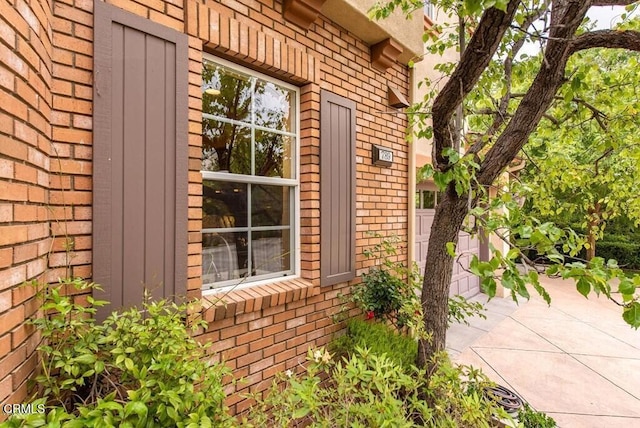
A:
[[0, 0, 412, 414], [0, 0, 54, 409]]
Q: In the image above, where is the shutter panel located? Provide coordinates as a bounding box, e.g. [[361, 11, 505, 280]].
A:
[[320, 90, 356, 286], [93, 1, 188, 317]]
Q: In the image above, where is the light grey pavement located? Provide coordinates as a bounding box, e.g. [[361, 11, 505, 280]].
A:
[[447, 276, 640, 428]]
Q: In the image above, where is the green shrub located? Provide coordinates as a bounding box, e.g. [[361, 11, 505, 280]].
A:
[[596, 241, 640, 270], [4, 278, 236, 428], [331, 318, 418, 369], [245, 347, 507, 428], [518, 403, 556, 428], [352, 233, 423, 332], [351, 233, 486, 337]]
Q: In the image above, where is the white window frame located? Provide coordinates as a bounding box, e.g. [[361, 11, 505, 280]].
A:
[[201, 55, 301, 294], [424, 2, 434, 18]]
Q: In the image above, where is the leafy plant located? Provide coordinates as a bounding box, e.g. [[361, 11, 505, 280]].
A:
[[330, 318, 418, 369], [351, 233, 422, 331], [448, 295, 486, 326], [245, 346, 508, 428], [350, 233, 486, 336], [517, 403, 556, 428], [4, 278, 236, 428]]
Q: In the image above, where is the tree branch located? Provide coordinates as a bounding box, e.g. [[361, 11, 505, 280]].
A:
[[570, 29, 640, 55], [467, 2, 552, 157], [476, 0, 592, 187], [431, 0, 520, 170], [591, 0, 638, 6]]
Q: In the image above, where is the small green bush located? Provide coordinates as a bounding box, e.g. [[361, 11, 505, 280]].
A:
[[331, 318, 418, 369], [596, 241, 640, 270], [4, 278, 236, 428], [246, 347, 507, 428], [518, 403, 556, 428], [352, 233, 423, 332]]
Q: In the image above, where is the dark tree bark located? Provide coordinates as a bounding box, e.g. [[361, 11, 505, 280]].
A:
[[417, 0, 640, 370]]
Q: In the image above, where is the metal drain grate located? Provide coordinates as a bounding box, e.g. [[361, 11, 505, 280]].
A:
[[483, 384, 523, 414]]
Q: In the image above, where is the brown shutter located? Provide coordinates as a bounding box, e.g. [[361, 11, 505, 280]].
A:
[[93, 1, 188, 316], [320, 90, 356, 286]]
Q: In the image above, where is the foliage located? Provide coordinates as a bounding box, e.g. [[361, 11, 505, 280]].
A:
[[245, 346, 509, 428], [519, 47, 640, 259], [351, 233, 486, 336], [351, 233, 425, 334], [330, 318, 418, 369], [448, 295, 486, 326], [517, 403, 556, 428], [4, 278, 236, 428], [596, 241, 640, 271], [370, 0, 640, 368]]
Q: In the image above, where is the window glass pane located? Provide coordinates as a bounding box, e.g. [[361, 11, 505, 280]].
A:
[[252, 184, 290, 227], [422, 190, 436, 209], [415, 191, 421, 209], [201, 57, 298, 290], [254, 80, 295, 133], [203, 181, 248, 229], [202, 121, 251, 174], [202, 231, 249, 284], [252, 230, 291, 275], [202, 61, 252, 123], [255, 130, 293, 178]]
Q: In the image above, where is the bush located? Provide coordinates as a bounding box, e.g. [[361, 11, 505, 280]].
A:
[[518, 403, 556, 428], [352, 233, 423, 332], [4, 278, 236, 428], [350, 233, 486, 336], [596, 241, 640, 270], [246, 347, 508, 428], [330, 318, 418, 369]]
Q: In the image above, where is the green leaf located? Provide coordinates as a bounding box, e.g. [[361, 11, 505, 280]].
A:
[[618, 278, 636, 296], [75, 353, 96, 365], [292, 407, 311, 419], [481, 277, 497, 297], [576, 277, 591, 298], [124, 358, 134, 372], [446, 242, 456, 257], [124, 401, 148, 419], [623, 302, 640, 329]]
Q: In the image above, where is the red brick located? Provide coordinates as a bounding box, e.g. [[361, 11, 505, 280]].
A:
[[0, 266, 27, 292], [236, 330, 262, 346], [0, 306, 25, 342], [236, 351, 262, 368], [249, 355, 273, 374], [0, 334, 11, 358], [249, 336, 274, 353], [0, 374, 12, 402]]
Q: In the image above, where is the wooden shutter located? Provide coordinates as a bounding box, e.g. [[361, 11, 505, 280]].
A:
[[93, 1, 188, 316], [320, 90, 356, 286]]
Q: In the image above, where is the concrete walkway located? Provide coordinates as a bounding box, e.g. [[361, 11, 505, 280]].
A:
[[447, 276, 640, 428]]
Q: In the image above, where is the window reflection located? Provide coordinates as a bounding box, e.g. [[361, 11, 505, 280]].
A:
[[252, 184, 290, 227], [201, 58, 297, 289], [255, 131, 292, 178], [202, 121, 251, 174]]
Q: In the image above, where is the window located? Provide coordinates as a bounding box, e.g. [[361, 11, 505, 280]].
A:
[[424, 1, 433, 18], [201, 57, 299, 290], [416, 190, 441, 209]]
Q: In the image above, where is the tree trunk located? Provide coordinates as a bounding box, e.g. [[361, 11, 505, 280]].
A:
[[416, 0, 640, 372], [417, 190, 470, 370]]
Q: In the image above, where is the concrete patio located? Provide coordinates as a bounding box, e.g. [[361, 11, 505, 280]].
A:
[[447, 276, 640, 428]]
